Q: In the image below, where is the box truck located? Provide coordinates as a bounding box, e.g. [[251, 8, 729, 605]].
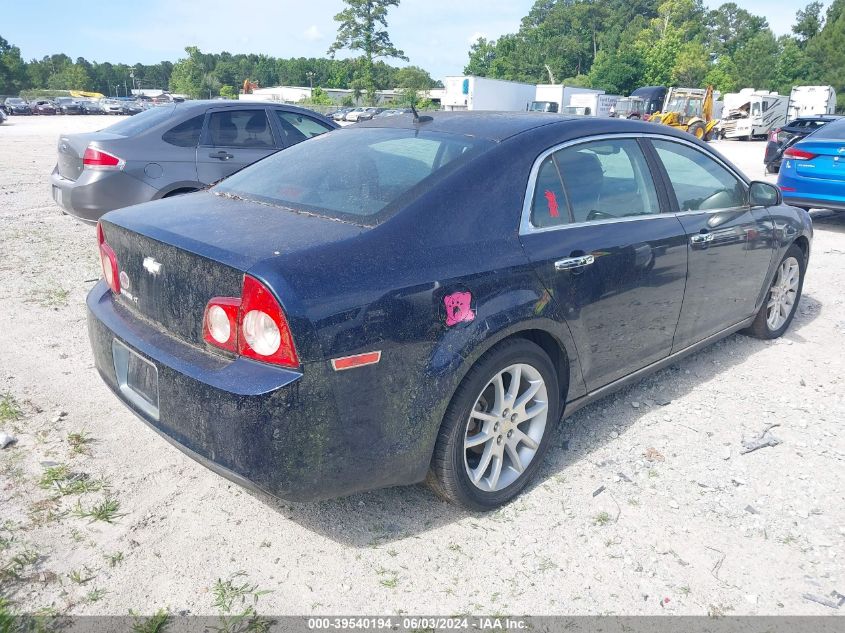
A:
[[529, 85, 603, 113], [563, 92, 621, 117], [787, 86, 837, 120], [443, 76, 536, 112]]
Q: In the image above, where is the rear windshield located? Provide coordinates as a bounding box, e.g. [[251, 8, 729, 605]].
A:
[[214, 127, 494, 224], [101, 104, 176, 136], [811, 120, 845, 140]]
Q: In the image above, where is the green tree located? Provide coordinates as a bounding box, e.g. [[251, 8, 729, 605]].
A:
[[773, 37, 812, 93], [169, 46, 207, 98], [46, 63, 91, 90], [0, 36, 28, 93], [707, 2, 768, 57], [733, 29, 779, 90], [219, 84, 238, 99], [328, 0, 408, 104], [806, 0, 845, 92], [793, 2, 825, 45], [464, 37, 496, 76], [703, 55, 739, 92], [588, 48, 645, 94], [671, 40, 710, 87]]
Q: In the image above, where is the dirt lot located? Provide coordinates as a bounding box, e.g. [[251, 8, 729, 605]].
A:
[[1, 115, 844, 618]]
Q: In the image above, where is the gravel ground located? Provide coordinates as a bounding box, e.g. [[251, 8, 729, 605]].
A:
[[0, 115, 844, 618]]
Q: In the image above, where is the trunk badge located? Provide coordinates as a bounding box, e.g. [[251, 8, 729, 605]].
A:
[[142, 257, 162, 276]]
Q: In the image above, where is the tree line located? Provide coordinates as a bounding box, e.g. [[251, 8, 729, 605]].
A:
[[465, 0, 845, 109], [0, 36, 437, 101]]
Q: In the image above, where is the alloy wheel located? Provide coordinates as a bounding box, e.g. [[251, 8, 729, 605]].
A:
[[766, 256, 800, 331], [463, 363, 549, 492]]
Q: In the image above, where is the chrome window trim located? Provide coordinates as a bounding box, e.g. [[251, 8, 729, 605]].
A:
[[519, 132, 751, 236]]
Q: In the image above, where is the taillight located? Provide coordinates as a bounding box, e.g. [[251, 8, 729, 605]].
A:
[[201, 275, 299, 368], [83, 147, 124, 170], [769, 128, 780, 142], [783, 147, 817, 161], [96, 221, 120, 294]]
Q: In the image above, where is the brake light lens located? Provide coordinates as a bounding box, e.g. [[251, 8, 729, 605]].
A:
[[202, 297, 241, 352], [96, 221, 120, 294], [783, 147, 817, 161], [768, 128, 780, 142], [201, 275, 298, 368], [83, 147, 124, 170]]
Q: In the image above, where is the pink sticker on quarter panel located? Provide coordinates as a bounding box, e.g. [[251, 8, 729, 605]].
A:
[[444, 291, 475, 327]]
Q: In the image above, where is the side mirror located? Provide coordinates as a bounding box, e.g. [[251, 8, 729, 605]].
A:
[[749, 181, 781, 207]]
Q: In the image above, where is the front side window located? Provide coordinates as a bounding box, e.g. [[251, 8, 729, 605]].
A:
[[530, 138, 660, 227], [207, 110, 275, 148], [273, 110, 333, 146], [652, 139, 746, 211]]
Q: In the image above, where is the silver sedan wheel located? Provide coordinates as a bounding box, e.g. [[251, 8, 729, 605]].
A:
[[463, 363, 548, 493], [766, 256, 800, 331]]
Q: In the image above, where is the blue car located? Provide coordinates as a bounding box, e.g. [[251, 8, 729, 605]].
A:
[[778, 117, 845, 211], [87, 113, 812, 510]]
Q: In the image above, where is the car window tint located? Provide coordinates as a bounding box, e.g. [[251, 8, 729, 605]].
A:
[[814, 120, 845, 140], [273, 110, 332, 146], [208, 110, 274, 148], [214, 128, 493, 223], [100, 104, 175, 136], [162, 114, 205, 147], [541, 139, 660, 225], [652, 140, 746, 211], [530, 156, 568, 228]]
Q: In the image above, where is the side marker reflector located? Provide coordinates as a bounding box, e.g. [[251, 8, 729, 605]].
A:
[[331, 351, 382, 371]]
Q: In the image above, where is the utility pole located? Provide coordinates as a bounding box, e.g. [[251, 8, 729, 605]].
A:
[[306, 72, 315, 90]]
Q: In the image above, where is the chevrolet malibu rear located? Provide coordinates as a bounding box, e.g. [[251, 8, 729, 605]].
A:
[[778, 117, 845, 211]]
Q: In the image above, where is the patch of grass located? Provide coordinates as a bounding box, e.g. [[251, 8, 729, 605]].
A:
[[30, 284, 70, 308], [680, 586, 691, 595], [68, 567, 96, 585], [1, 547, 38, 580], [0, 393, 22, 422], [593, 511, 612, 526], [379, 576, 398, 588], [67, 431, 94, 456], [131, 608, 170, 633], [73, 497, 121, 523], [212, 572, 272, 633], [627, 497, 640, 506], [86, 588, 107, 603], [39, 464, 106, 496], [106, 551, 124, 567]]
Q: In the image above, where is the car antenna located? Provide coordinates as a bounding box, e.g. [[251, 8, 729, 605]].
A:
[[410, 103, 433, 124]]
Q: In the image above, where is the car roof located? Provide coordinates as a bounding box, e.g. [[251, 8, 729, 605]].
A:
[[353, 110, 688, 143], [172, 100, 325, 117], [790, 115, 841, 123]]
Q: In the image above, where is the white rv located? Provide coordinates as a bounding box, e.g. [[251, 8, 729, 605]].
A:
[[718, 89, 789, 139], [563, 92, 621, 117], [787, 86, 837, 120], [442, 76, 536, 112], [530, 85, 603, 113]]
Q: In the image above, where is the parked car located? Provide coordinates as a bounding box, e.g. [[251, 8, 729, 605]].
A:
[[778, 117, 845, 212], [0, 109, 6, 125], [80, 99, 104, 115], [331, 108, 354, 121], [343, 107, 368, 122], [3, 97, 32, 115], [87, 113, 811, 509], [32, 100, 58, 115], [354, 107, 386, 121], [121, 100, 145, 116], [55, 97, 85, 115], [100, 99, 126, 115], [52, 100, 338, 223], [763, 115, 841, 173], [374, 108, 413, 118]]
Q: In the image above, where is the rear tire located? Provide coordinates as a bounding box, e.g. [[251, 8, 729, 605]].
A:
[[688, 122, 706, 140], [428, 338, 560, 511], [743, 244, 805, 339]]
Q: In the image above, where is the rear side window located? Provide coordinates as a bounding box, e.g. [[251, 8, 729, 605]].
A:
[[273, 110, 333, 146], [530, 139, 659, 227], [101, 104, 175, 136], [207, 110, 275, 148], [813, 120, 845, 140], [652, 140, 746, 211], [162, 114, 205, 147], [215, 128, 493, 223]]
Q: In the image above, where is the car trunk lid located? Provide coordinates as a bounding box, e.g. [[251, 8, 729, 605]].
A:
[[56, 131, 124, 181], [791, 139, 845, 182], [99, 191, 368, 361]]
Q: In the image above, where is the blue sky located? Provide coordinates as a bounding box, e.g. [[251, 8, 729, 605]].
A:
[[3, 0, 816, 80]]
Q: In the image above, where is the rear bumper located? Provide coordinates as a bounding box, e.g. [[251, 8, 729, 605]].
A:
[[86, 281, 402, 501], [51, 166, 158, 224], [782, 195, 845, 212]]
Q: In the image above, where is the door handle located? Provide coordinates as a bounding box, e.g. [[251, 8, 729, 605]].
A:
[[209, 150, 233, 160], [555, 254, 595, 271], [690, 232, 714, 245]]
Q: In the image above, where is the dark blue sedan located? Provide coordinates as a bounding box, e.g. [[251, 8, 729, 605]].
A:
[[87, 113, 812, 510]]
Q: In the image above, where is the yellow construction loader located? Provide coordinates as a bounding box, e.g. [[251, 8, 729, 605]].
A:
[[649, 85, 718, 140]]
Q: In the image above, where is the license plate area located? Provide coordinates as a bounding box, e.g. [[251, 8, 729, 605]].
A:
[[52, 186, 63, 207], [112, 339, 159, 421]]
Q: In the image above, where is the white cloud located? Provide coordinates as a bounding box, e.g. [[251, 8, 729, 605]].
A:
[[303, 25, 322, 41]]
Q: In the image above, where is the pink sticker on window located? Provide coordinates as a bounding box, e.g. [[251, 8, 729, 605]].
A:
[[544, 190, 560, 217], [444, 291, 475, 327]]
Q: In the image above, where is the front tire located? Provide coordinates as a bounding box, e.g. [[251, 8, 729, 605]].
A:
[[743, 244, 805, 339], [428, 338, 560, 510]]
